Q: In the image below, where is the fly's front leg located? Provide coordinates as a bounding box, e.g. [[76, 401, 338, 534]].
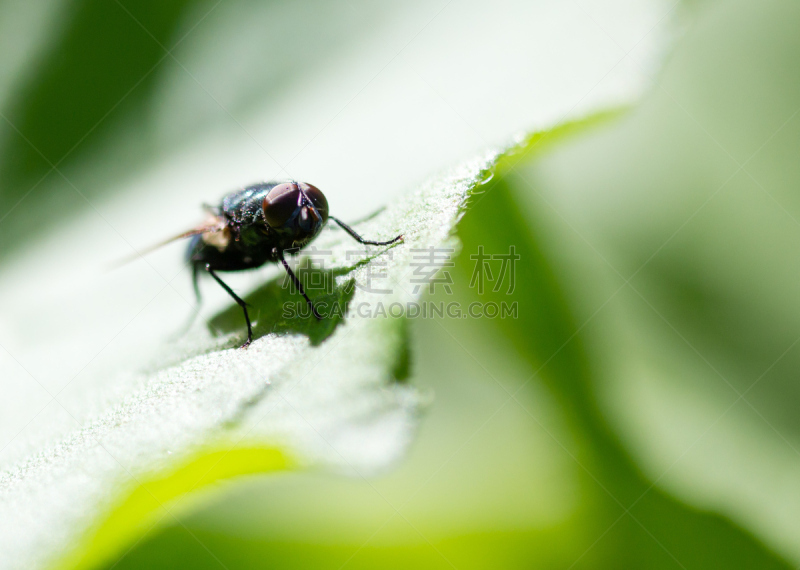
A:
[[277, 249, 322, 320], [205, 264, 253, 348], [329, 216, 403, 246]]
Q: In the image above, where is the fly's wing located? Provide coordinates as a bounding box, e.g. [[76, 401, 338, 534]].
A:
[[107, 215, 226, 270]]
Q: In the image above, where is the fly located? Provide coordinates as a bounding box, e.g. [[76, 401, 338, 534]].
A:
[[139, 181, 402, 348]]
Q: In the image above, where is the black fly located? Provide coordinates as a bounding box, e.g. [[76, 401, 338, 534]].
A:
[[159, 181, 402, 348]]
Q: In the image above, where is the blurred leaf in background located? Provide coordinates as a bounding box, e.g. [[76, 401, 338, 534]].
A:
[[526, 0, 800, 562], [0, 0, 201, 251]]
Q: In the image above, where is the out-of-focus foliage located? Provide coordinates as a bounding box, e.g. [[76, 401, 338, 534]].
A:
[[56, 447, 290, 570], [526, 0, 800, 561], [0, 0, 201, 250]]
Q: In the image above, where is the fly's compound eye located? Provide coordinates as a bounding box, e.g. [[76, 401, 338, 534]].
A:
[[263, 182, 301, 228], [298, 182, 328, 223]]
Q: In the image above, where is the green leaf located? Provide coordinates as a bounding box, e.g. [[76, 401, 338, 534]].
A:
[[55, 446, 291, 570], [101, 113, 790, 570], [498, 0, 800, 564], [0, 2, 692, 569], [452, 117, 790, 569]]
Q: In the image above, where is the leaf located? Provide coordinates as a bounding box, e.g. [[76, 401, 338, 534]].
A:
[[55, 446, 291, 570], [102, 114, 790, 570], [450, 119, 790, 569], [498, 0, 800, 564], [86, 126, 591, 570], [0, 148, 497, 570], [0, 1, 678, 569]]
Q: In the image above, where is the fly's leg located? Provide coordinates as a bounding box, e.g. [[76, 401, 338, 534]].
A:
[[278, 250, 322, 320], [173, 262, 203, 338], [329, 216, 403, 246], [205, 264, 253, 348], [192, 262, 202, 306]]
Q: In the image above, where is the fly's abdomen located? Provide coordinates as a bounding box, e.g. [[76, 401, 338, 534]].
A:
[[188, 226, 277, 271]]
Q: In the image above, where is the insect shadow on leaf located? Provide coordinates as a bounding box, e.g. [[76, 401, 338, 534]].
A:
[[207, 266, 355, 347], [207, 242, 402, 346]]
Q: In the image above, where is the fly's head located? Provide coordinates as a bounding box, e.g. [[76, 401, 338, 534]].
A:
[[262, 181, 329, 249]]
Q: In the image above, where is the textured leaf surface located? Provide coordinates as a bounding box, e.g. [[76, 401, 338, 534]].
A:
[[0, 151, 497, 569], [0, 1, 671, 568]]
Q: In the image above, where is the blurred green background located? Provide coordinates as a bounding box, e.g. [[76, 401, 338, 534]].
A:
[[2, 0, 800, 568]]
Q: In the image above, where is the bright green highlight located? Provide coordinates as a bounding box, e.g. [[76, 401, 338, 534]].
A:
[[55, 446, 292, 570]]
